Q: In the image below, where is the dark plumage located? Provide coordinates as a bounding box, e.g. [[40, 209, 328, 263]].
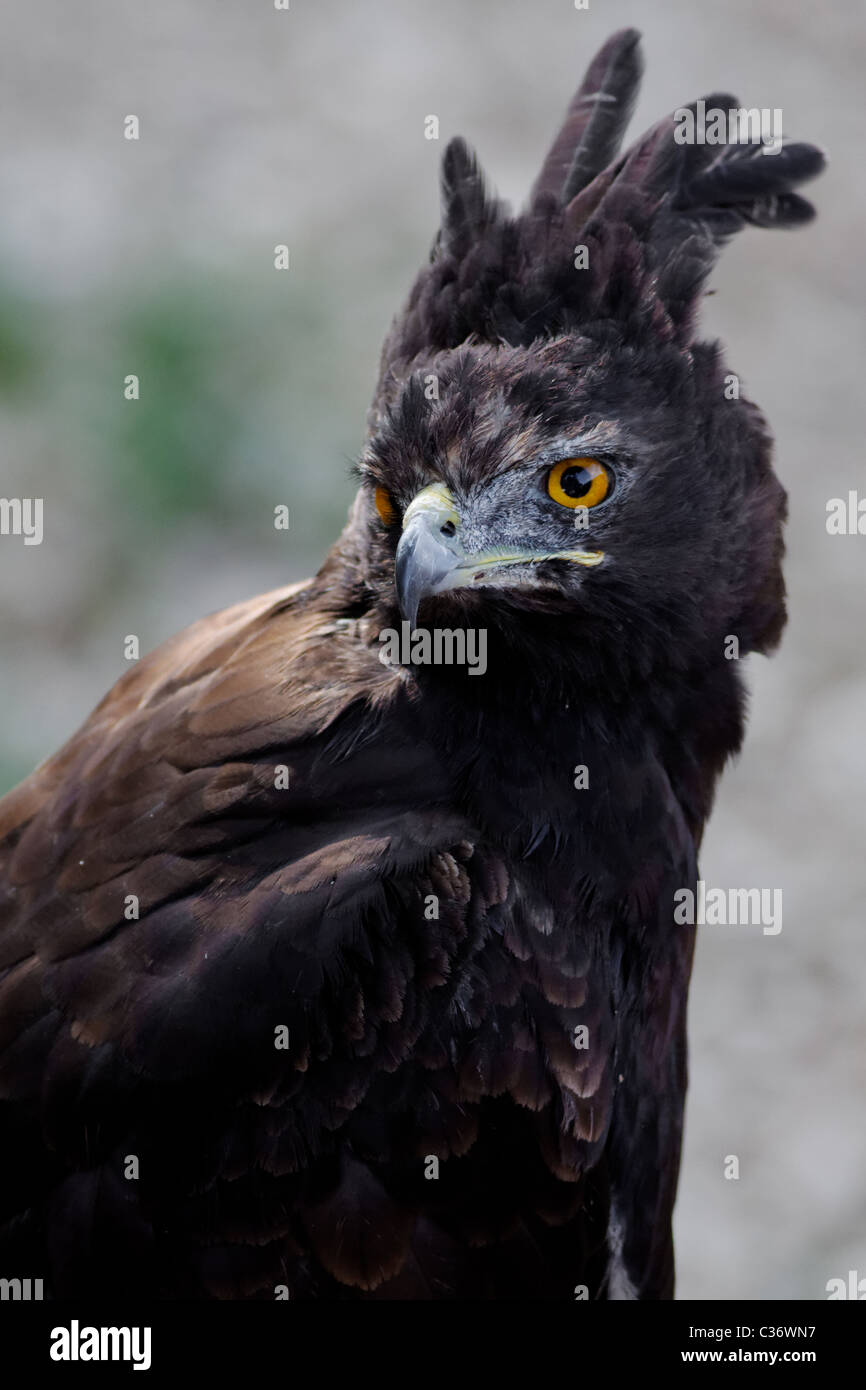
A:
[[0, 30, 823, 1299]]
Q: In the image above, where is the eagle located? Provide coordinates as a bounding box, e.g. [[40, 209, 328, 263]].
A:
[[0, 30, 822, 1300]]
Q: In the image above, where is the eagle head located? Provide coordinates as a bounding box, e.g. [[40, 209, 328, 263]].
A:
[[346, 30, 822, 689]]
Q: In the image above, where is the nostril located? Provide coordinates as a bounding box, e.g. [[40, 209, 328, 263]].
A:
[[440, 521, 456, 537]]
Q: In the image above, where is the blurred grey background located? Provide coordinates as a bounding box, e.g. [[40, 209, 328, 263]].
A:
[[0, 0, 862, 1299]]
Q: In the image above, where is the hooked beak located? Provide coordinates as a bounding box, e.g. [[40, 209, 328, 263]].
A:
[[395, 484, 464, 628], [394, 482, 604, 627]]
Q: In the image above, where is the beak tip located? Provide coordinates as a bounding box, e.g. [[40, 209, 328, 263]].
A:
[[395, 516, 460, 632]]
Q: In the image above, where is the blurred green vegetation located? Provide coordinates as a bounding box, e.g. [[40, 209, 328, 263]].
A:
[[0, 283, 42, 394], [0, 258, 386, 795]]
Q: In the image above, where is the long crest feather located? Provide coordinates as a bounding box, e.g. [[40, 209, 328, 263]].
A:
[[439, 135, 502, 257], [532, 28, 643, 206], [374, 29, 825, 407]]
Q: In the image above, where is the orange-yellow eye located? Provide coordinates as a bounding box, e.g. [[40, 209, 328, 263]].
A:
[[546, 457, 611, 509], [375, 486, 398, 525]]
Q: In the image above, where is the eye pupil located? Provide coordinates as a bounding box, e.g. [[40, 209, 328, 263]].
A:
[[560, 466, 593, 499]]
